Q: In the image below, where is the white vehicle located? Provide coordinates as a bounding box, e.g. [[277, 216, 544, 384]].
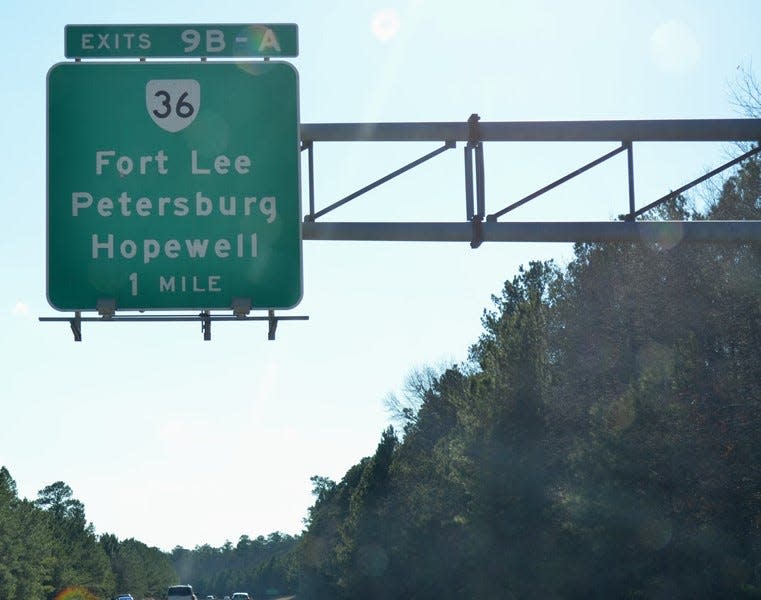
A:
[[167, 584, 197, 600], [231, 593, 251, 600]]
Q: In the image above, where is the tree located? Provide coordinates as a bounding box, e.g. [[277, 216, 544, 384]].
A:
[[34, 481, 85, 523], [295, 151, 761, 597], [35, 481, 113, 598], [0, 468, 54, 600], [731, 64, 761, 118]]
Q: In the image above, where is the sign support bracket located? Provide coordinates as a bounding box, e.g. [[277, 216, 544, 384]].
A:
[[39, 313, 309, 342], [97, 299, 116, 319], [69, 311, 82, 342], [268, 310, 278, 341], [201, 311, 212, 341]]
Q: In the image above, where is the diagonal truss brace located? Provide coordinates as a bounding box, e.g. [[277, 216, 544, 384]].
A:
[[487, 142, 761, 222], [487, 143, 629, 221], [631, 144, 761, 218], [302, 140, 455, 221]]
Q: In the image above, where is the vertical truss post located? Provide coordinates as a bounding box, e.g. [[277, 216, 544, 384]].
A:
[[473, 140, 486, 248], [467, 114, 485, 248], [475, 139, 486, 219], [307, 142, 315, 220], [301, 141, 316, 221], [464, 144, 474, 220], [625, 141, 636, 220]]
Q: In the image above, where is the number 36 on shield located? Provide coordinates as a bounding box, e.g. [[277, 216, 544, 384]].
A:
[[145, 79, 200, 133]]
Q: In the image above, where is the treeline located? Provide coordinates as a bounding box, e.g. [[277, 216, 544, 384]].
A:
[[296, 157, 761, 598], [170, 534, 298, 598], [0, 471, 174, 599], [2, 157, 759, 599], [0, 468, 298, 600]]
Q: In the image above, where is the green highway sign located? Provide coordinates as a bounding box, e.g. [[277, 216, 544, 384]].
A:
[[47, 61, 302, 312], [65, 24, 299, 58]]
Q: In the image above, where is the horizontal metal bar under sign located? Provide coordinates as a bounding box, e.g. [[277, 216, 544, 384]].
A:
[[301, 221, 761, 243]]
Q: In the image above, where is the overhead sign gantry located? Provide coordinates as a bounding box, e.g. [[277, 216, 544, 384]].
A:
[[43, 24, 761, 341]]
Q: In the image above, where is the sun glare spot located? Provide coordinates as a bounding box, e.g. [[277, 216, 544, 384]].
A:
[[650, 20, 700, 73], [605, 394, 637, 432], [54, 587, 99, 600], [640, 221, 685, 250], [638, 517, 673, 550], [356, 542, 389, 576], [11, 301, 31, 318], [371, 9, 401, 42]]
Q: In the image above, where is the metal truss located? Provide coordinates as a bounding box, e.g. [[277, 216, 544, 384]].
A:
[[300, 116, 761, 247]]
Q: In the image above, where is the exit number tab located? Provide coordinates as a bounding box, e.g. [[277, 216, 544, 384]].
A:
[[65, 24, 299, 58]]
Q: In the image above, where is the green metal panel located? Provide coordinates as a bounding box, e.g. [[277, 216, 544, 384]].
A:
[[47, 61, 302, 311]]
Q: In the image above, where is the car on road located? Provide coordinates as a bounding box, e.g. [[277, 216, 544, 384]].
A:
[[167, 584, 197, 600], [231, 593, 251, 600], [115, 595, 134, 600]]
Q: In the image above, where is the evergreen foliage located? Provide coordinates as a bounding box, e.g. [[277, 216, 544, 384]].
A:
[[0, 472, 176, 599], [169, 533, 299, 598], [1, 155, 758, 599], [298, 156, 761, 598]]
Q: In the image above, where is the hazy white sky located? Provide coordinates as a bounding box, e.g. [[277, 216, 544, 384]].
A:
[[1, 0, 759, 551]]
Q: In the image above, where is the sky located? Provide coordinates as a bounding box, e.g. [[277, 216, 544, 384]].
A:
[[1, 0, 760, 552]]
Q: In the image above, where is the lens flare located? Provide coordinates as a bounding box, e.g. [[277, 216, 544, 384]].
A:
[[638, 517, 673, 550], [371, 9, 401, 42], [231, 25, 280, 75], [605, 394, 636, 432], [356, 542, 389, 576], [232, 25, 281, 58], [650, 20, 701, 72], [640, 220, 685, 251], [54, 587, 99, 600]]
